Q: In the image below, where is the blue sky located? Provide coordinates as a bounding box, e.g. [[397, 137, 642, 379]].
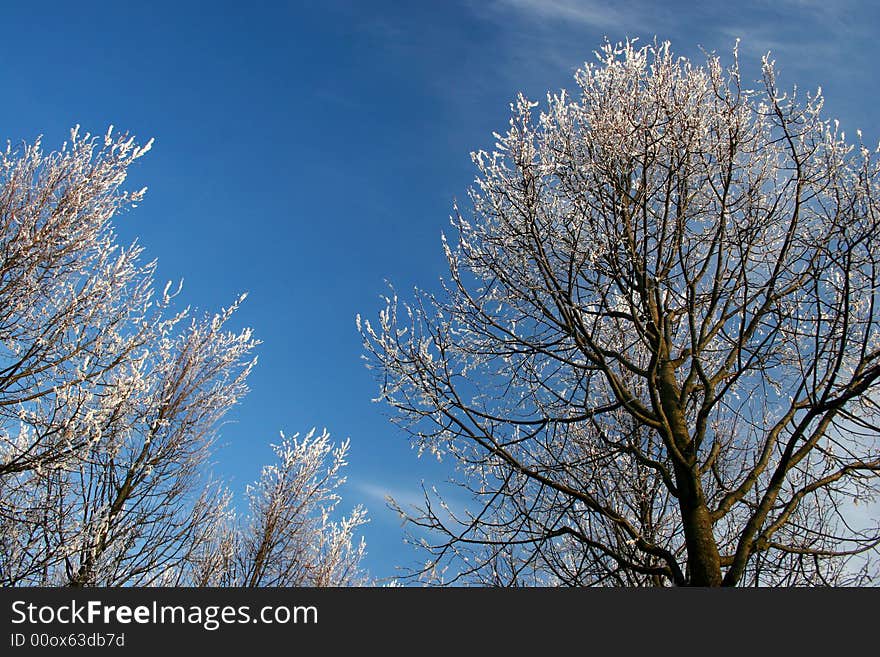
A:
[[1, 0, 878, 581]]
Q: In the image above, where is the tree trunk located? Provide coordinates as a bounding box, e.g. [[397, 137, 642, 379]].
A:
[[657, 361, 723, 586], [674, 466, 723, 586]]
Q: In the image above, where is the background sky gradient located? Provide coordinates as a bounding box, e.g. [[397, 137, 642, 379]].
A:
[[1, 0, 878, 581]]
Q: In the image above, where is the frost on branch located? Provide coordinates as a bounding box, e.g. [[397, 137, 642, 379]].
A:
[[236, 429, 368, 587], [168, 429, 369, 587], [361, 39, 880, 586]]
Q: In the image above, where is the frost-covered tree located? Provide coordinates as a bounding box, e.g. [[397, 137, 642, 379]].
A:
[[360, 40, 880, 586], [234, 430, 367, 586], [172, 429, 368, 587], [0, 127, 366, 586]]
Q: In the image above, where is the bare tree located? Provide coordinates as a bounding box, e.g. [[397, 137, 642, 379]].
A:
[[360, 40, 880, 586], [0, 127, 367, 586], [170, 429, 368, 587]]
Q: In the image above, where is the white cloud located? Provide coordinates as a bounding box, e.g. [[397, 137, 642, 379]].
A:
[[353, 480, 425, 512], [490, 0, 645, 31]]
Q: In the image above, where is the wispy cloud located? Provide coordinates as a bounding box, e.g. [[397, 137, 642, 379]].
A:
[[352, 478, 475, 530], [489, 0, 646, 31], [352, 480, 426, 513], [463, 0, 879, 100], [460, 0, 674, 98]]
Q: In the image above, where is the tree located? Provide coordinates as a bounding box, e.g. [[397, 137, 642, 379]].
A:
[[0, 126, 366, 586], [360, 40, 880, 586], [171, 429, 368, 587]]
